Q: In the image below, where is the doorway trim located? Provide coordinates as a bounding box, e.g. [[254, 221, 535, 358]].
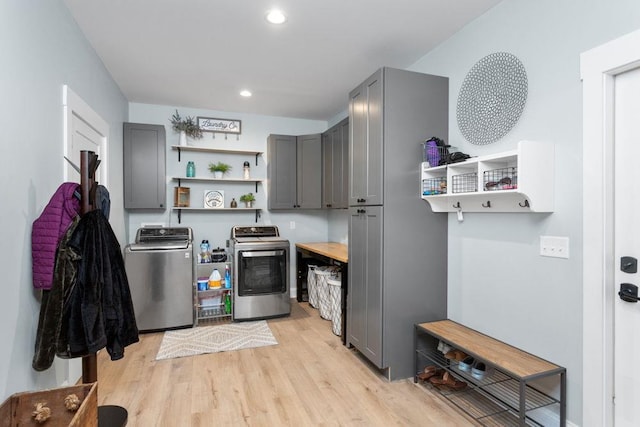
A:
[[62, 84, 109, 184], [581, 28, 640, 427]]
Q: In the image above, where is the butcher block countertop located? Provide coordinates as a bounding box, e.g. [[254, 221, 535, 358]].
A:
[[295, 242, 348, 263]]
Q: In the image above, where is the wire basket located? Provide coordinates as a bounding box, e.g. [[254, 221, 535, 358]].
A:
[[451, 172, 478, 193], [422, 142, 450, 167], [483, 167, 518, 191], [422, 177, 447, 195]]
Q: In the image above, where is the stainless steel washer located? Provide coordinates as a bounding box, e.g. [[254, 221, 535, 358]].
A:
[[124, 227, 194, 332]]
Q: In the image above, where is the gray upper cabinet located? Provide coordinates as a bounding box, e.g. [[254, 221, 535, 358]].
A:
[[349, 70, 383, 206], [322, 117, 349, 209], [268, 133, 322, 210], [347, 68, 449, 380], [123, 122, 166, 209]]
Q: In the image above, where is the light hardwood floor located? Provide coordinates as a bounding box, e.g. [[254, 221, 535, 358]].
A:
[[96, 301, 475, 426]]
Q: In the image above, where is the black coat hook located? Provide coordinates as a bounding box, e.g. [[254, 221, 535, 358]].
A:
[[519, 199, 530, 208], [452, 201, 461, 209], [482, 200, 491, 208]]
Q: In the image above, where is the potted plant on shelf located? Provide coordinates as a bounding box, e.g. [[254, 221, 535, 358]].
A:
[[170, 109, 203, 146], [239, 192, 255, 208], [208, 161, 232, 178]]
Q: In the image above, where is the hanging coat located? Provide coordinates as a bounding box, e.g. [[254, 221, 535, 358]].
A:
[[31, 182, 81, 290], [32, 217, 80, 371], [56, 209, 139, 361]]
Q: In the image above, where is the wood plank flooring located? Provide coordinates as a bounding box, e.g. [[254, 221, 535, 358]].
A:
[[96, 301, 475, 426]]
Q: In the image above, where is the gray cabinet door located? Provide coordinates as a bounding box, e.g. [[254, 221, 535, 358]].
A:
[[322, 130, 334, 208], [322, 117, 349, 209], [296, 133, 322, 209], [349, 69, 383, 206], [348, 205, 383, 367], [267, 134, 297, 209], [338, 118, 349, 208], [123, 122, 166, 209]]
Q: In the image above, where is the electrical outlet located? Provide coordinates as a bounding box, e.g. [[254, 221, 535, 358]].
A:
[[540, 236, 569, 259], [290, 221, 296, 230]]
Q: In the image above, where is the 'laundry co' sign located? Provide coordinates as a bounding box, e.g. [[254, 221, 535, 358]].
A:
[[197, 117, 242, 134]]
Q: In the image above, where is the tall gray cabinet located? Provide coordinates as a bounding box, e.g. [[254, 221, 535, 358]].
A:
[[347, 67, 449, 380]]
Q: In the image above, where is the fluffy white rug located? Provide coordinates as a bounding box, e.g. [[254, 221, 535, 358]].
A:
[[155, 320, 278, 360]]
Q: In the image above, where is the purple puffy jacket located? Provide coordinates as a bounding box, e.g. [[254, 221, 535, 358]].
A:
[[32, 183, 81, 290]]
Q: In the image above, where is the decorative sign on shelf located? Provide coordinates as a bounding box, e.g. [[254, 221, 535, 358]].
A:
[[204, 189, 224, 209], [197, 117, 242, 135]]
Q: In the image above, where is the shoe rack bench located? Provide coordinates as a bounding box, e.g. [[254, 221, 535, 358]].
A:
[[414, 320, 566, 426]]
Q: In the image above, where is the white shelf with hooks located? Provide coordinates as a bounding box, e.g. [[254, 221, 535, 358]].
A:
[[421, 141, 554, 213]]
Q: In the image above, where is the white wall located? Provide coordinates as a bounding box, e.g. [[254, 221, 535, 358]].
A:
[[0, 1, 128, 400], [408, 0, 640, 424], [127, 103, 331, 296]]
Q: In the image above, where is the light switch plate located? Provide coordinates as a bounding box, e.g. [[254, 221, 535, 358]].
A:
[[540, 236, 569, 259]]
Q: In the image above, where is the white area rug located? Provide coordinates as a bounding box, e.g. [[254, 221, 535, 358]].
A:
[[155, 320, 278, 360]]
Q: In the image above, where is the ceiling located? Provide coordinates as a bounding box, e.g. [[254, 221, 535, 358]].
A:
[[63, 0, 501, 121]]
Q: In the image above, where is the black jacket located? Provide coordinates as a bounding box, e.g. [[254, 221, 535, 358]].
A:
[[57, 209, 138, 361]]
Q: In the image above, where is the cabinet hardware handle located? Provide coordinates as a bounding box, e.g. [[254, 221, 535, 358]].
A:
[[519, 199, 530, 208], [482, 201, 491, 208]]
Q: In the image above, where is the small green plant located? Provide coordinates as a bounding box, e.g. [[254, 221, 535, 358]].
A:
[[170, 109, 203, 139], [239, 192, 255, 203], [208, 161, 232, 174]]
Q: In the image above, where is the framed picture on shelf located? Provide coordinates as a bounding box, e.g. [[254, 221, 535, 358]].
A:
[[204, 190, 224, 209]]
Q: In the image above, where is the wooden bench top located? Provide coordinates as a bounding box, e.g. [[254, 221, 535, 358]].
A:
[[417, 319, 564, 380]]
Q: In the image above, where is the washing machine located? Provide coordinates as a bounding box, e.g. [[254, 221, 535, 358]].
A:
[[124, 227, 194, 332]]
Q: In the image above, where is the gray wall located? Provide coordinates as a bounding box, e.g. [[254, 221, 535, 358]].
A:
[[127, 103, 331, 295], [408, 0, 640, 424], [0, 1, 128, 399]]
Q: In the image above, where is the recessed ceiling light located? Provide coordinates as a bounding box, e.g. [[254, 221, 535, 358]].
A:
[[265, 9, 287, 25], [240, 90, 252, 97]]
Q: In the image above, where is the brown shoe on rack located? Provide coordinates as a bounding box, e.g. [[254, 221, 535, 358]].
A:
[[441, 372, 468, 391], [428, 371, 447, 388], [417, 365, 442, 381], [428, 371, 467, 391], [444, 349, 467, 361]]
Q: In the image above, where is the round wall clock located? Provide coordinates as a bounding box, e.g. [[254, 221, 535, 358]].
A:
[[204, 190, 224, 208]]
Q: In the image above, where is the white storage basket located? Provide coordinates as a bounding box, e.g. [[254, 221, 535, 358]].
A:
[[327, 276, 342, 336]]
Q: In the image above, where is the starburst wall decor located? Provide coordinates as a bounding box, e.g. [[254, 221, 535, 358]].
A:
[[456, 52, 528, 145]]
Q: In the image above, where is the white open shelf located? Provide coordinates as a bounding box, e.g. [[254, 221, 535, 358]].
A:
[[421, 141, 554, 213]]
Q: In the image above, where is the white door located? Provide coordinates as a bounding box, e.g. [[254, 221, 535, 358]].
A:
[[613, 66, 640, 427], [63, 85, 108, 184]]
